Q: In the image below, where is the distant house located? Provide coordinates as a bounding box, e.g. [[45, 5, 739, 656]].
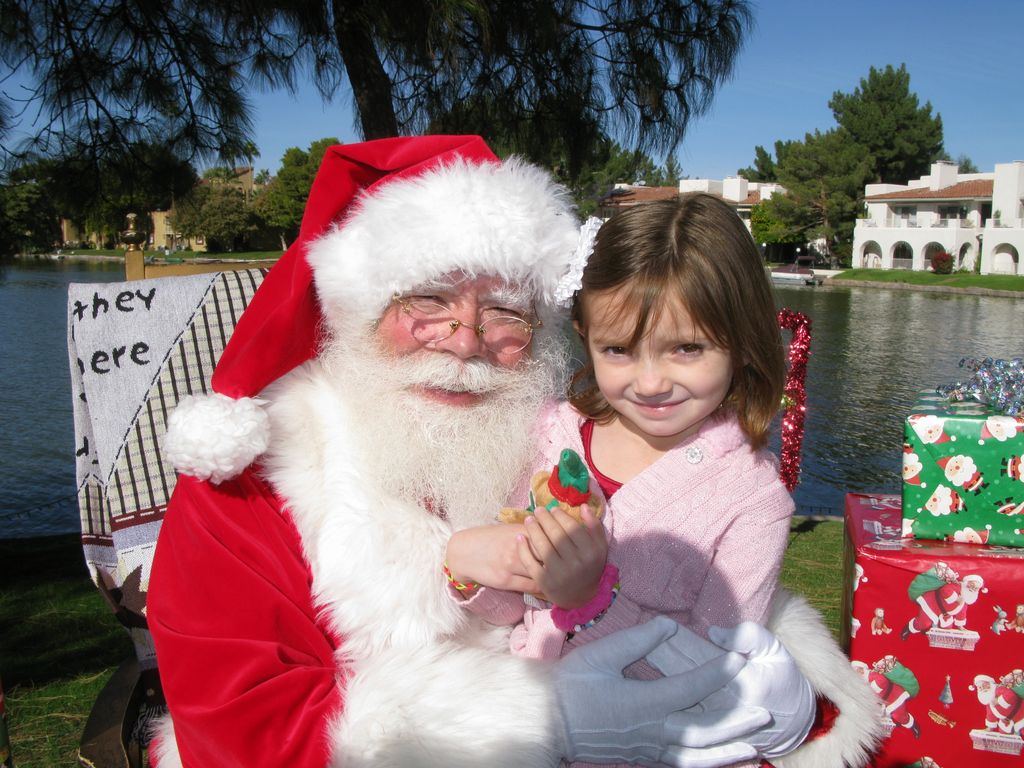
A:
[[597, 176, 786, 239], [150, 166, 257, 253], [59, 166, 258, 253], [851, 160, 1024, 275]]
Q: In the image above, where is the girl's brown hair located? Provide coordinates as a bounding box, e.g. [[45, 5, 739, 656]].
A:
[[569, 192, 786, 449]]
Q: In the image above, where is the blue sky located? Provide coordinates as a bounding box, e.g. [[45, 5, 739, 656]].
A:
[[3, 2, 1020, 179], [248, 0, 1024, 180]]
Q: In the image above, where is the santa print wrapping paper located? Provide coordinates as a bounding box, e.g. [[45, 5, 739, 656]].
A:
[[844, 493, 1024, 767], [902, 390, 1024, 547]]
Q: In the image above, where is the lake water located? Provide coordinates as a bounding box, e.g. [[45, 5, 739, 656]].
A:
[[0, 259, 124, 537], [0, 260, 1019, 537], [772, 283, 1019, 514]]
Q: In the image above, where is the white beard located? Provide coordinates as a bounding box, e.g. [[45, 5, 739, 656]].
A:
[[320, 331, 567, 532]]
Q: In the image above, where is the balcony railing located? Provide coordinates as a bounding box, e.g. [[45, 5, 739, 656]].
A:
[[857, 216, 980, 230], [893, 216, 918, 228]]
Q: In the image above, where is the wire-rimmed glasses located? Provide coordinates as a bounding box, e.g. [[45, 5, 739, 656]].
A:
[[392, 294, 541, 354]]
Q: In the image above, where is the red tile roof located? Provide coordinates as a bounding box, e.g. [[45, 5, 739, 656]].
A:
[[865, 179, 993, 201], [599, 186, 679, 206], [599, 186, 762, 207]]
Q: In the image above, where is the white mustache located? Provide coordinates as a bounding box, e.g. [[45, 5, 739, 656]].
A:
[[393, 354, 525, 394]]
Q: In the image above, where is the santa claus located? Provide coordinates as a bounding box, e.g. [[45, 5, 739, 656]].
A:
[[971, 670, 1024, 735], [901, 563, 985, 639], [902, 446, 923, 486], [868, 655, 920, 738], [948, 525, 991, 544], [923, 485, 965, 516], [147, 136, 881, 767], [936, 454, 987, 494]]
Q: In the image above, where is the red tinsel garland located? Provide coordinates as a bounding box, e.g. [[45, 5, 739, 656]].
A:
[[777, 308, 812, 492]]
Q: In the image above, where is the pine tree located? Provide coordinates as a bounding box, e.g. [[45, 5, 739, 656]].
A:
[[761, 129, 871, 263], [829, 64, 944, 184], [738, 145, 778, 182]]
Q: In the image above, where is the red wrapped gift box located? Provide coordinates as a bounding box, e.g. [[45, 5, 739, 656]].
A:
[[843, 492, 1024, 767]]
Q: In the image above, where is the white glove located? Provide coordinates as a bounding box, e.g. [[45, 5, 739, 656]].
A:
[[553, 616, 771, 767], [647, 621, 816, 760]]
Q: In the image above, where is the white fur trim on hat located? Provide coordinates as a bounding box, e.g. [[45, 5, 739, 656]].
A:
[[306, 156, 579, 329], [163, 393, 270, 484]]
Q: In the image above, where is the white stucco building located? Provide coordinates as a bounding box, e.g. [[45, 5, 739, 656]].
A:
[[852, 160, 1024, 275]]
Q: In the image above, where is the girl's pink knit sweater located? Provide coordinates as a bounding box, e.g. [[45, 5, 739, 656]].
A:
[[462, 401, 795, 768], [467, 400, 795, 660]]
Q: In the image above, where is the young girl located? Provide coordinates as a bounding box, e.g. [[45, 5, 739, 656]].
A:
[[446, 191, 795, 701]]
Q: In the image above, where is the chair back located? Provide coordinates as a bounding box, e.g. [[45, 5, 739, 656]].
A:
[[68, 268, 268, 737]]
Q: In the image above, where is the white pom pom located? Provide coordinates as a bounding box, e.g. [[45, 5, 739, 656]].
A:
[[163, 394, 270, 484]]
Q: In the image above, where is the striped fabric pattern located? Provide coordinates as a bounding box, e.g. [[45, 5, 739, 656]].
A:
[[88, 268, 267, 531]]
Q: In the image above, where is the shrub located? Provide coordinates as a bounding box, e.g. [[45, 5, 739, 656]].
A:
[[931, 250, 954, 274]]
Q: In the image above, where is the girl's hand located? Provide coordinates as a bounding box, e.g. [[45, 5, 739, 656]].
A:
[[517, 505, 608, 608], [445, 524, 540, 594]]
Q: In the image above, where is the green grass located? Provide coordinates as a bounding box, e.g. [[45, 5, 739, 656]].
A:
[[57, 248, 282, 261], [833, 268, 1024, 292], [1, 535, 132, 768], [780, 518, 845, 635], [1, 519, 844, 766], [148, 250, 282, 261]]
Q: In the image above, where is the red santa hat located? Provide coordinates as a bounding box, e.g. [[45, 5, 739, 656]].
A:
[[163, 135, 580, 483]]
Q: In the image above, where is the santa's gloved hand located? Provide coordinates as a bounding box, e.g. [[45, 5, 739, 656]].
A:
[[648, 621, 815, 760], [553, 616, 771, 767]]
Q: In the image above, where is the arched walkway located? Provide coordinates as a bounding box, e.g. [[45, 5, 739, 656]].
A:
[[891, 241, 913, 270], [861, 240, 882, 269], [990, 244, 1020, 275], [958, 243, 974, 272]]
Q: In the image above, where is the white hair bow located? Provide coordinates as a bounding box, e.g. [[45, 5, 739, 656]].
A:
[[554, 216, 604, 309]]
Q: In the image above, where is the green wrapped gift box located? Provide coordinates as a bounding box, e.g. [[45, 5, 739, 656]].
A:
[[903, 390, 1024, 546]]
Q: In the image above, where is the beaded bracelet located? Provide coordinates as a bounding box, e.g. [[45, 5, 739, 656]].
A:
[[551, 563, 620, 634], [565, 583, 620, 640], [442, 561, 478, 592]]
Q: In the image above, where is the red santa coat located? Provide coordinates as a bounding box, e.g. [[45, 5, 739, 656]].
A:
[[149, 471, 341, 766]]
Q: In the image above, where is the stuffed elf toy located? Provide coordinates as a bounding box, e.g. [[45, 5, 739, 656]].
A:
[[499, 448, 604, 524]]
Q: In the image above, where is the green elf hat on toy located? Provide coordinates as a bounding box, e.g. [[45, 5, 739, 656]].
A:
[[547, 449, 592, 507], [163, 135, 581, 484]]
